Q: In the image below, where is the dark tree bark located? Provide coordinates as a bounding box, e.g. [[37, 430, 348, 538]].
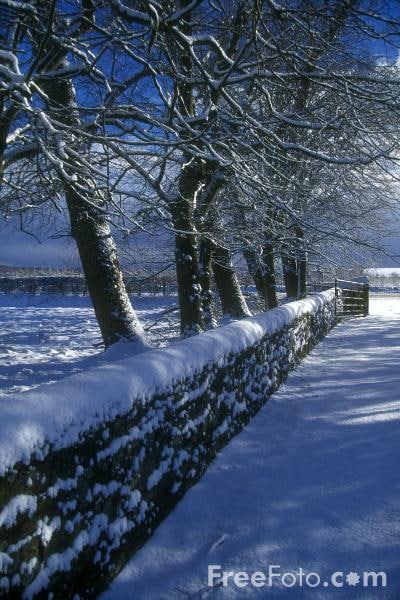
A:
[[0, 111, 9, 184], [212, 243, 251, 319], [282, 256, 307, 301], [282, 225, 308, 301], [243, 242, 278, 310], [295, 226, 307, 299], [171, 160, 204, 335], [198, 237, 217, 328], [242, 247, 269, 309], [298, 257, 307, 298], [262, 242, 279, 308], [194, 167, 226, 329], [282, 255, 299, 300], [172, 223, 204, 336], [0, 88, 18, 185]]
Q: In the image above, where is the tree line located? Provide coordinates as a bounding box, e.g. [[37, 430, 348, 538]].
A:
[[1, 0, 400, 349]]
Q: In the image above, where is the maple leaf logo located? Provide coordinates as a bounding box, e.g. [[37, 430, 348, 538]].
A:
[[346, 572, 360, 586]]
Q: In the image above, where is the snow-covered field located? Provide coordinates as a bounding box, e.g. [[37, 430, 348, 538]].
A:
[[99, 295, 400, 600], [0, 290, 269, 397], [0, 294, 179, 397]]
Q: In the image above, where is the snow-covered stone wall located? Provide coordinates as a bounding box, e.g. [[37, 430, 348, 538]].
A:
[[0, 291, 337, 599]]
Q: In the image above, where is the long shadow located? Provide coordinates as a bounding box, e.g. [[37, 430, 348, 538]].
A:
[[101, 307, 400, 600]]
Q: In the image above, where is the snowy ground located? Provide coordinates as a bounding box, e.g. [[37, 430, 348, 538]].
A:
[[100, 295, 400, 600], [0, 294, 179, 397], [0, 290, 268, 397]]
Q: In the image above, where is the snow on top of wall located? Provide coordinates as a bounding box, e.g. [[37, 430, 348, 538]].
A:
[[0, 291, 334, 477]]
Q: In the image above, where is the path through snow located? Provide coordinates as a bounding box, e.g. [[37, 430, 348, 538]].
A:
[[100, 296, 400, 599]]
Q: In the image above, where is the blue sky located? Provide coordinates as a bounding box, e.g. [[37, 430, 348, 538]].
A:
[[0, 225, 77, 268], [1, 221, 399, 268], [2, 1, 400, 269]]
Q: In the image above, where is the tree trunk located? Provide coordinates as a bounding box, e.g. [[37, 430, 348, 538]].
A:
[[172, 221, 204, 336], [171, 162, 204, 335], [282, 251, 307, 301], [262, 242, 279, 308], [42, 73, 147, 348], [282, 255, 298, 300], [0, 112, 10, 184], [66, 188, 148, 348], [198, 237, 217, 328], [243, 241, 278, 310], [169, 0, 205, 336], [212, 243, 251, 319], [193, 165, 227, 328], [242, 247, 269, 309], [295, 226, 307, 299], [298, 255, 307, 299]]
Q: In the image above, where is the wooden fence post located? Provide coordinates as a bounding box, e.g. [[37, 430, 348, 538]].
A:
[[334, 278, 338, 319], [363, 284, 369, 317]]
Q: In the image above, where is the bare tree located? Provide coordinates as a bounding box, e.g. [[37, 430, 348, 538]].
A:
[[2, 0, 400, 343], [0, 0, 150, 348]]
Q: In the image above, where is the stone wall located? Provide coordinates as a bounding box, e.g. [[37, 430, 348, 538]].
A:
[[0, 291, 337, 599]]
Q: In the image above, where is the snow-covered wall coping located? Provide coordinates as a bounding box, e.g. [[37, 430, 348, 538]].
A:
[[0, 290, 337, 598], [0, 290, 335, 478]]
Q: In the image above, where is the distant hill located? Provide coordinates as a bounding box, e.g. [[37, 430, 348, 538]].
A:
[[0, 264, 80, 277], [365, 268, 400, 277], [364, 267, 400, 287]]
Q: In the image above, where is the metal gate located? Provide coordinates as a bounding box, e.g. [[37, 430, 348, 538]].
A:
[[307, 279, 369, 319]]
